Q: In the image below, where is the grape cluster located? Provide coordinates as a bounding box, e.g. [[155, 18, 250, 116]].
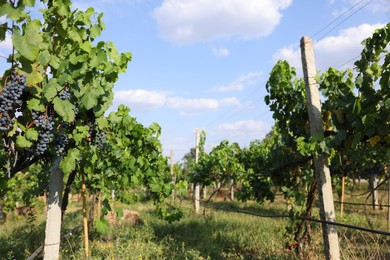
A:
[[58, 88, 71, 100], [32, 112, 55, 155], [0, 70, 27, 132], [94, 132, 107, 149], [54, 134, 69, 156]]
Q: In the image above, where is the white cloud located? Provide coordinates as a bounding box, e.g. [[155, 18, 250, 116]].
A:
[[212, 46, 230, 57], [213, 120, 272, 140], [113, 89, 241, 115], [272, 23, 385, 74], [212, 82, 244, 93], [331, 0, 390, 14], [0, 35, 12, 58], [210, 71, 263, 93], [114, 89, 166, 112], [153, 0, 292, 45], [166, 96, 240, 115]]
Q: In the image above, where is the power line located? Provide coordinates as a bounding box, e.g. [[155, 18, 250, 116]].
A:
[[315, 0, 375, 43], [311, 0, 367, 39]]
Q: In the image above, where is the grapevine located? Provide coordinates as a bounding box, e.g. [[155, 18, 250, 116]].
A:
[[0, 70, 27, 132], [32, 112, 55, 155]]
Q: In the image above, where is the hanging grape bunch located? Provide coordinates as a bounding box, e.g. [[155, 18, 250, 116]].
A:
[[32, 112, 55, 155], [54, 134, 69, 156], [0, 70, 27, 132], [58, 87, 71, 101], [94, 131, 107, 149]]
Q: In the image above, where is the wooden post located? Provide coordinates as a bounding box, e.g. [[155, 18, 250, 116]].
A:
[[371, 171, 379, 210], [44, 157, 64, 260], [194, 129, 200, 214], [81, 172, 89, 258], [229, 179, 234, 201], [387, 164, 390, 230], [300, 36, 340, 260], [340, 174, 345, 218]]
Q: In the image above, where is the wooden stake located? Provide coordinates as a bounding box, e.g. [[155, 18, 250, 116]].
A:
[[387, 165, 390, 230], [43, 157, 64, 260], [300, 36, 340, 260], [81, 172, 89, 258], [340, 174, 345, 218], [371, 172, 379, 210], [194, 129, 200, 214]]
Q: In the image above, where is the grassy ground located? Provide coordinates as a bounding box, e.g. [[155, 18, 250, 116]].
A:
[[0, 184, 389, 259]]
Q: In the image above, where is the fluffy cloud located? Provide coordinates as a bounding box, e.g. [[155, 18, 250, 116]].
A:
[[272, 23, 385, 74], [166, 97, 240, 115], [213, 120, 272, 140], [153, 0, 292, 45], [212, 46, 230, 57], [0, 35, 12, 56], [210, 71, 263, 93], [114, 89, 166, 112], [330, 0, 390, 14], [113, 89, 241, 115]]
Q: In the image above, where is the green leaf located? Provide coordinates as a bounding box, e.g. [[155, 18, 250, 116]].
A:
[[27, 98, 45, 112], [59, 148, 80, 174], [71, 125, 89, 145], [26, 69, 43, 86], [25, 128, 39, 141], [95, 219, 110, 234], [16, 135, 33, 148], [115, 207, 123, 220], [68, 29, 82, 43], [37, 50, 51, 66], [23, 0, 36, 7], [12, 21, 42, 61], [90, 24, 101, 39], [53, 97, 75, 122], [43, 80, 61, 101], [81, 88, 100, 110], [0, 3, 24, 20], [353, 99, 361, 114], [0, 22, 7, 41], [80, 41, 92, 53]]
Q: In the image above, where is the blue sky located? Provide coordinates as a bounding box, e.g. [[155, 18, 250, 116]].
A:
[[1, 0, 389, 162]]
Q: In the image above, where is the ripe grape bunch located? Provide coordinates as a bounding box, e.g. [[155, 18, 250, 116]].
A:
[[32, 112, 55, 155], [58, 88, 71, 100], [54, 134, 69, 156], [0, 70, 27, 132], [94, 132, 107, 149]]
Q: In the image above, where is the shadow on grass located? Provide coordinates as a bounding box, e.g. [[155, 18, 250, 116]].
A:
[[0, 208, 84, 260], [150, 202, 293, 259], [0, 215, 46, 259]]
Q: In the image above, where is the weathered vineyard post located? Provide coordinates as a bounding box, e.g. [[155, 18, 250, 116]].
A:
[[340, 173, 345, 218], [370, 170, 379, 210], [43, 157, 64, 260], [300, 36, 340, 260], [194, 129, 200, 214], [387, 164, 390, 230], [82, 172, 89, 257]]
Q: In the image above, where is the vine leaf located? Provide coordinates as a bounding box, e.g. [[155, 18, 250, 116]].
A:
[[81, 88, 100, 110], [12, 20, 42, 61], [60, 148, 81, 174], [53, 97, 75, 122], [16, 135, 33, 148]]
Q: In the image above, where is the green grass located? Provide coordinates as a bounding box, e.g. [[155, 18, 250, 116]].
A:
[[0, 186, 389, 259]]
